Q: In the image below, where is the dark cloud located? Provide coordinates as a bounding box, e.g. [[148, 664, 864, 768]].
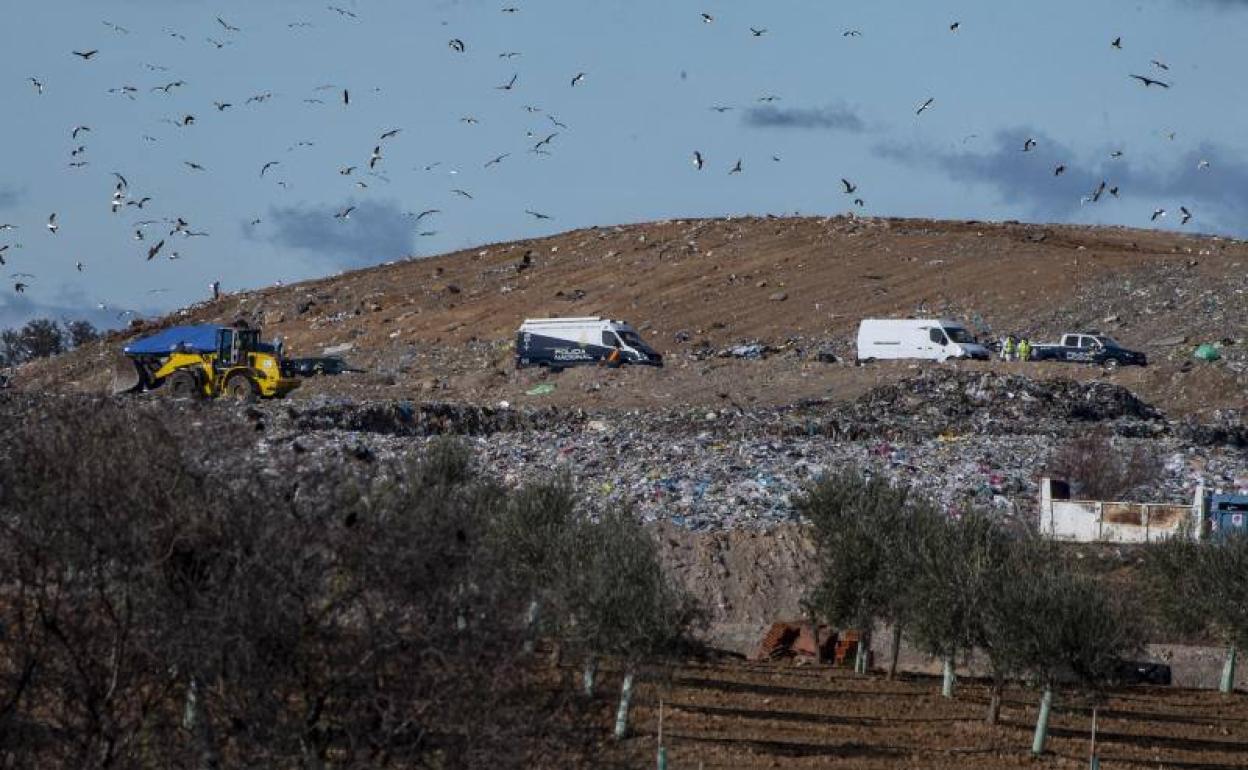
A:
[[743, 103, 867, 133], [255, 199, 415, 267], [874, 129, 1248, 234]]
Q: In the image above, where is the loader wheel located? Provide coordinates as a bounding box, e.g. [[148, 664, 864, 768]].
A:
[[225, 373, 258, 402], [167, 370, 201, 400]]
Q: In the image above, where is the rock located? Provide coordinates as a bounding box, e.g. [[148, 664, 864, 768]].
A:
[[322, 342, 355, 356], [768, 292, 788, 302]]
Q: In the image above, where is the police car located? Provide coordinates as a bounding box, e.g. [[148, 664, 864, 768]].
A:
[[1029, 332, 1147, 370]]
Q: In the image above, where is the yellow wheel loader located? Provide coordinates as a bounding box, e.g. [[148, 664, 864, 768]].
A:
[[113, 324, 300, 400]]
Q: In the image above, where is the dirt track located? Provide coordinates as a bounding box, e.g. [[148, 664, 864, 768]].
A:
[[605, 660, 1248, 769]]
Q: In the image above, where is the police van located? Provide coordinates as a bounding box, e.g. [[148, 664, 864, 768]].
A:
[[515, 317, 663, 370]]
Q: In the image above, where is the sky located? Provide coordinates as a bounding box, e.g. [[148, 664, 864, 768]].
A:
[[2, 0, 1247, 330]]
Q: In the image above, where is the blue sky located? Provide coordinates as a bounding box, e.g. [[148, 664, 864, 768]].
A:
[[2, 0, 1247, 329]]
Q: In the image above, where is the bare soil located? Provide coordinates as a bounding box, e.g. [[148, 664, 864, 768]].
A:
[[602, 660, 1248, 769]]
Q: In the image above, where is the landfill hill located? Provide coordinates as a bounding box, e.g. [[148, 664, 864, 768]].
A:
[[16, 215, 1248, 417]]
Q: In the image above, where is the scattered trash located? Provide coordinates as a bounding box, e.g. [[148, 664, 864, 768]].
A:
[[525, 383, 556, 396], [1194, 344, 1221, 362]]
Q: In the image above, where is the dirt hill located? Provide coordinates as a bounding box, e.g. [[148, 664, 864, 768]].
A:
[[15, 215, 1248, 416]]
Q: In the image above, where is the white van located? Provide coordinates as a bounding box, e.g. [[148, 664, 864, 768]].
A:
[[856, 319, 990, 362], [515, 317, 663, 370]]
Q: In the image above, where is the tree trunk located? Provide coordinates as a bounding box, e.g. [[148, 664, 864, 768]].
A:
[[986, 674, 1004, 725], [888, 625, 902, 680]]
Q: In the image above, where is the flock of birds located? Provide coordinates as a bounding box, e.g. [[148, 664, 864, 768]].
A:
[[0, 9, 1216, 307]]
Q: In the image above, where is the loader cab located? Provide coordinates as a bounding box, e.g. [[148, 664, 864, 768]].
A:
[[215, 327, 261, 367]]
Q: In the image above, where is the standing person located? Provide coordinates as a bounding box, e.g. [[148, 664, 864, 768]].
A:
[[1001, 335, 1016, 362], [209, 280, 221, 300], [1018, 337, 1031, 362]]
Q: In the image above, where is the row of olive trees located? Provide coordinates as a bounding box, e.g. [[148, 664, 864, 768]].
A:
[[0, 317, 99, 367], [799, 473, 1143, 755], [0, 397, 696, 769]]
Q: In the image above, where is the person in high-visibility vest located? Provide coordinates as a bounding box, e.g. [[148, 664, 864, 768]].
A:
[[1001, 335, 1016, 361], [1018, 338, 1031, 362]]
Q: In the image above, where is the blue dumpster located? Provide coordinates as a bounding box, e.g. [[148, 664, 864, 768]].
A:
[[1209, 494, 1248, 540]]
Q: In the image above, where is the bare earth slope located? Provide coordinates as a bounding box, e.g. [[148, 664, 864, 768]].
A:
[[16, 216, 1247, 416]]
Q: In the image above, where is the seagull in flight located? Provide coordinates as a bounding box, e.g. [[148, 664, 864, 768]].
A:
[[452, 189, 474, 199], [570, 72, 586, 87], [261, 161, 280, 177], [184, 161, 206, 171], [328, 5, 358, 18], [72, 50, 99, 60], [709, 105, 733, 113], [915, 97, 934, 115], [448, 38, 465, 52], [548, 114, 568, 129], [214, 101, 232, 111], [841, 178, 857, 194], [409, 209, 440, 222], [729, 158, 742, 174], [1150, 59, 1169, 71], [1023, 137, 1036, 152], [749, 27, 767, 36], [1150, 208, 1166, 222], [71, 125, 90, 139], [525, 209, 552, 220], [843, 29, 862, 37], [379, 128, 401, 140], [700, 12, 714, 23], [484, 153, 509, 168], [369, 146, 382, 169], [1054, 164, 1066, 176], [692, 151, 704, 170], [29, 77, 44, 94], [1197, 159, 1210, 170], [146, 239, 165, 260], [1111, 36, 1122, 49], [1129, 74, 1169, 88], [47, 214, 58, 234], [217, 16, 241, 32], [1180, 206, 1192, 225], [334, 205, 356, 220]]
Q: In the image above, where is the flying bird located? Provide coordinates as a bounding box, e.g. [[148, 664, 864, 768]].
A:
[[533, 132, 557, 149], [379, 128, 401, 140], [184, 161, 206, 171], [14, 282, 27, 293], [451, 189, 473, 199], [700, 12, 714, 23], [214, 101, 232, 111], [1023, 137, 1036, 152], [1150, 208, 1166, 221], [448, 38, 465, 52], [709, 105, 733, 113], [409, 209, 440, 222], [1129, 74, 1169, 88], [72, 50, 99, 60], [71, 125, 90, 139], [525, 209, 552, 220], [1197, 159, 1210, 170], [334, 205, 356, 220], [47, 214, 58, 234], [1111, 36, 1122, 49], [1054, 164, 1066, 176], [729, 159, 742, 174], [499, 51, 522, 58], [692, 151, 704, 170], [484, 153, 509, 168], [76, 261, 84, 272], [841, 178, 857, 194], [217, 16, 241, 32], [1109, 150, 1124, 158], [126, 197, 151, 209], [496, 73, 518, 91], [342, 88, 350, 105], [1109, 186, 1120, 197], [757, 94, 780, 102], [1180, 206, 1192, 225], [339, 165, 356, 175], [29, 77, 44, 94], [749, 27, 767, 36], [548, 114, 568, 129], [843, 29, 862, 37], [1150, 59, 1169, 71], [915, 97, 934, 115], [261, 161, 280, 177], [570, 72, 586, 87], [146, 239, 164, 260], [369, 146, 382, 169], [1091, 180, 1107, 202]]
